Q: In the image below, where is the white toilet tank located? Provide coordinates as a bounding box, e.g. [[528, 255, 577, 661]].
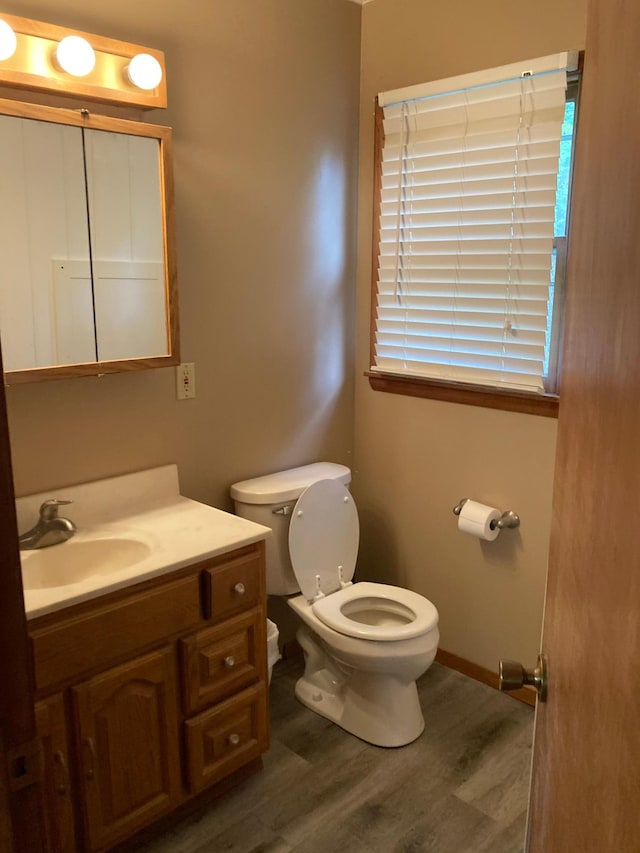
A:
[[230, 462, 351, 595]]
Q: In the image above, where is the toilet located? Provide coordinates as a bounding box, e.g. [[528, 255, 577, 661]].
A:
[[231, 462, 439, 747]]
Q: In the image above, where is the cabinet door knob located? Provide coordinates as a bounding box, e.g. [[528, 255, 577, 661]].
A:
[[234, 582, 245, 596], [228, 733, 241, 747], [224, 656, 235, 669]]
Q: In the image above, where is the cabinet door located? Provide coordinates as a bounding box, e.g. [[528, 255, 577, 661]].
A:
[[72, 647, 182, 852], [35, 695, 76, 853]]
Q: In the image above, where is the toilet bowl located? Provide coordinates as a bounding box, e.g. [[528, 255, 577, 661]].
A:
[[231, 463, 440, 747]]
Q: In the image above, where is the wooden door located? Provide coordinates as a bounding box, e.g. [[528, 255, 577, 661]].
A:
[[72, 647, 182, 852], [0, 342, 45, 851], [527, 0, 640, 849], [34, 695, 76, 853]]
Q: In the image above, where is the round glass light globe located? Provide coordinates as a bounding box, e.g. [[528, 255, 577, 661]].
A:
[[127, 53, 163, 90], [0, 19, 17, 61], [56, 36, 95, 77]]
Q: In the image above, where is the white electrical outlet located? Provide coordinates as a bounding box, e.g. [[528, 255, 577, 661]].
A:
[[176, 362, 196, 399]]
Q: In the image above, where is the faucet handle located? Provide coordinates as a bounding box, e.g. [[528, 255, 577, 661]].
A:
[[39, 499, 73, 521]]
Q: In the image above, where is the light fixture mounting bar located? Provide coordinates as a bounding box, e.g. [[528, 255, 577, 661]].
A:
[[0, 13, 167, 109]]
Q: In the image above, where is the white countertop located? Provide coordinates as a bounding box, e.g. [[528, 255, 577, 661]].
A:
[[17, 465, 271, 620]]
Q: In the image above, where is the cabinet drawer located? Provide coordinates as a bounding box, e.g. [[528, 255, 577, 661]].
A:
[[184, 682, 268, 794], [202, 551, 262, 622], [31, 574, 201, 691], [181, 609, 267, 714]]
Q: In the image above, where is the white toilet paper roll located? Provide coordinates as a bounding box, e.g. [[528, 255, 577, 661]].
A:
[[458, 500, 501, 541]]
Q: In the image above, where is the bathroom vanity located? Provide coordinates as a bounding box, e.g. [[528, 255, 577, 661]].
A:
[[17, 466, 271, 852]]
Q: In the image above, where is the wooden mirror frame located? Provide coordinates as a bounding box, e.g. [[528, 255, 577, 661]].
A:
[[1, 98, 179, 385]]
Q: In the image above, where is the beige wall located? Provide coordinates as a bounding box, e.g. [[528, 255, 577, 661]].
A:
[[4, 0, 361, 514], [354, 0, 588, 670]]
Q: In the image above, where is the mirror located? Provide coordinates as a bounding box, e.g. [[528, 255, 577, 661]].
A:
[[0, 99, 179, 384]]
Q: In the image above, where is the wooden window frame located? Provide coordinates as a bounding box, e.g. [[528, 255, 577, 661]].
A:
[[367, 69, 582, 419]]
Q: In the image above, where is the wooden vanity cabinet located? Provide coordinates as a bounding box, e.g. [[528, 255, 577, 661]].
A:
[[27, 541, 269, 853]]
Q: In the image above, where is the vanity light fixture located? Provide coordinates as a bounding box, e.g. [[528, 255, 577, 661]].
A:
[[126, 53, 163, 90], [0, 18, 16, 60], [0, 13, 167, 109], [55, 35, 96, 77]]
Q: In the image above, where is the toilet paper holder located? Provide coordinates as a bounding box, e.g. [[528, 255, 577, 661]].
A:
[[453, 498, 520, 530]]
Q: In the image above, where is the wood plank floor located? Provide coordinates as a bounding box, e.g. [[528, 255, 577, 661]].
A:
[[142, 658, 533, 852]]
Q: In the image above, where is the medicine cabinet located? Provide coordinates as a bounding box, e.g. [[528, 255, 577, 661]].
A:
[[0, 98, 179, 384]]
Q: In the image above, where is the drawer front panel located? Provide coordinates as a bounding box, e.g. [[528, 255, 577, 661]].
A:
[[202, 551, 262, 622], [181, 609, 267, 714], [31, 574, 201, 692], [184, 683, 268, 793]]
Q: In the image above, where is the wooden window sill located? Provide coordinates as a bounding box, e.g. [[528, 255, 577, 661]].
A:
[[367, 372, 559, 418]]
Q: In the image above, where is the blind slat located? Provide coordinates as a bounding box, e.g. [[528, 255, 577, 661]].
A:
[[378, 308, 549, 328], [380, 239, 554, 258], [371, 362, 545, 393], [377, 325, 547, 349], [375, 347, 544, 375], [378, 281, 549, 297], [383, 125, 565, 161], [377, 337, 545, 362], [378, 267, 551, 283], [381, 159, 561, 186], [384, 106, 565, 149], [381, 174, 559, 199], [377, 301, 549, 315], [379, 251, 554, 268], [380, 222, 555, 242], [381, 190, 557, 216]]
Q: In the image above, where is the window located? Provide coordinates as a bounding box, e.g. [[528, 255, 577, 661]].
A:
[[369, 53, 580, 416]]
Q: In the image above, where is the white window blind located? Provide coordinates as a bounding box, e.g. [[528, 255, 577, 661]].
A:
[[372, 54, 573, 393]]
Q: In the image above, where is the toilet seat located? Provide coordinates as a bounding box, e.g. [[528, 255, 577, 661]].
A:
[[288, 479, 438, 642], [312, 581, 439, 641], [288, 478, 359, 601]]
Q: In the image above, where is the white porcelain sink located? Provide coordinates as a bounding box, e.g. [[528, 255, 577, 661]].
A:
[[21, 538, 152, 591], [17, 465, 271, 619]]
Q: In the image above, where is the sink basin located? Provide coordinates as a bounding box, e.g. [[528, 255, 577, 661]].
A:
[[21, 538, 151, 590]]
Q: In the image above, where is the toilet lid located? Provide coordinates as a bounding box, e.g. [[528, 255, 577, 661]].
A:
[[288, 479, 359, 601]]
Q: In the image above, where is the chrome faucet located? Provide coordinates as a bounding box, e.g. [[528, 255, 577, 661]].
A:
[[19, 499, 77, 550]]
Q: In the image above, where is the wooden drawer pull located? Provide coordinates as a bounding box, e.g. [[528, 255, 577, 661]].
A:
[[224, 656, 236, 669], [234, 582, 245, 596], [83, 737, 97, 781], [228, 733, 241, 747], [53, 750, 69, 795]]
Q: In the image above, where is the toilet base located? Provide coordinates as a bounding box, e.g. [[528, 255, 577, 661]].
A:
[[295, 627, 426, 748]]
